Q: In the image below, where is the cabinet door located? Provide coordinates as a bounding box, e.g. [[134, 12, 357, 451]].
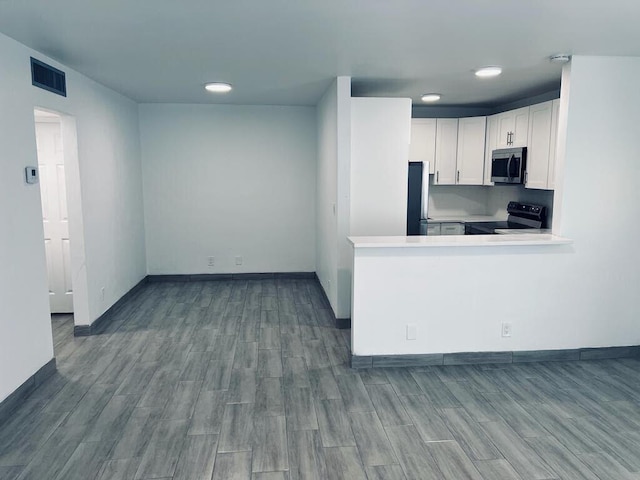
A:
[[434, 118, 458, 185], [426, 223, 441, 235], [456, 116, 486, 185], [408, 119, 436, 174], [440, 223, 464, 235], [497, 113, 515, 148], [547, 99, 560, 190], [496, 107, 530, 148], [484, 115, 499, 185], [512, 107, 530, 147], [525, 101, 553, 190]]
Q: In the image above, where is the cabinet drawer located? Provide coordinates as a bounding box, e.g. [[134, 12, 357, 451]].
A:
[[426, 223, 441, 235], [440, 223, 464, 235]]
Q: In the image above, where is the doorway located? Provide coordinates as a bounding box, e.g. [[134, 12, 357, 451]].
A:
[[34, 109, 73, 313]]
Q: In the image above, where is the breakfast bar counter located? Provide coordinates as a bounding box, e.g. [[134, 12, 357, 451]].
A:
[[348, 233, 575, 366], [349, 233, 571, 249]]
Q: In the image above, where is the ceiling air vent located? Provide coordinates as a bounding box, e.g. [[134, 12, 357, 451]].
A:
[[31, 57, 66, 97]]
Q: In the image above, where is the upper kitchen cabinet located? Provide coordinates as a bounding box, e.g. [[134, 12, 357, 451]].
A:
[[547, 99, 560, 190], [434, 118, 459, 185], [434, 117, 486, 186], [496, 106, 530, 148], [526, 101, 553, 189], [483, 115, 499, 185], [408, 118, 436, 174], [525, 100, 560, 190], [456, 116, 487, 185]]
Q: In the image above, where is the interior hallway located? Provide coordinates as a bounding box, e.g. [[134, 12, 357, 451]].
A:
[[1, 278, 640, 479]]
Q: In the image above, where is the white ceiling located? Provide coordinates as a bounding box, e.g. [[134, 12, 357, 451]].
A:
[[1, 0, 639, 106]]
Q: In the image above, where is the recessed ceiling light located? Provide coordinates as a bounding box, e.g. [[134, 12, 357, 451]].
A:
[[421, 93, 442, 103], [475, 66, 502, 78], [205, 82, 232, 93]]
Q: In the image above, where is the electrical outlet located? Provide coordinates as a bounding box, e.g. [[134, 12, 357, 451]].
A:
[[501, 322, 512, 338], [235, 256, 243, 266], [100, 287, 105, 302], [207, 256, 215, 267], [406, 324, 417, 340]]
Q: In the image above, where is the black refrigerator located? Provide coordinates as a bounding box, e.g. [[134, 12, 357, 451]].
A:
[[407, 161, 429, 235]]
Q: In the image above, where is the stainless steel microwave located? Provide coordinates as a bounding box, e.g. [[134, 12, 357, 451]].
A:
[[491, 147, 527, 184]]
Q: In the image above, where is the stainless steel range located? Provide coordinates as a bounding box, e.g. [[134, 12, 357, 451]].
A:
[[464, 202, 547, 235]]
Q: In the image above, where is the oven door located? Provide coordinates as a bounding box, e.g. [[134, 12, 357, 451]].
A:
[[491, 152, 524, 183]]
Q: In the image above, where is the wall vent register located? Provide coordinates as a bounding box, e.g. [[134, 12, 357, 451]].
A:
[[31, 57, 67, 97]]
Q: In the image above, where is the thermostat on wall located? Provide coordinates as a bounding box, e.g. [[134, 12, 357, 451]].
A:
[[25, 166, 39, 184]]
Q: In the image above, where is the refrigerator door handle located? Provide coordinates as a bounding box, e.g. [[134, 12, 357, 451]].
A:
[[422, 161, 430, 220]]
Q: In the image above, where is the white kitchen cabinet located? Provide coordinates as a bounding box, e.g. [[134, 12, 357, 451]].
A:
[[547, 99, 560, 190], [434, 118, 459, 185], [525, 100, 560, 190], [440, 222, 464, 235], [483, 115, 499, 185], [434, 117, 486, 186], [426, 223, 441, 235], [456, 116, 487, 185], [525, 101, 553, 189], [425, 222, 463, 235], [496, 106, 530, 148], [408, 118, 436, 174]]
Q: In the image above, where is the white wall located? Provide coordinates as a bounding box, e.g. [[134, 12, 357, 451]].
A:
[[316, 77, 352, 319], [351, 56, 640, 356], [0, 32, 146, 402], [140, 104, 316, 274], [335, 78, 352, 319], [316, 81, 339, 311], [350, 98, 412, 236]]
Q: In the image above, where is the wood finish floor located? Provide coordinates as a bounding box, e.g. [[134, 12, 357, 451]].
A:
[[2, 278, 640, 479]]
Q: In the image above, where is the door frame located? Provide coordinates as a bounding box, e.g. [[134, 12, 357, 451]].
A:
[[33, 107, 90, 327]]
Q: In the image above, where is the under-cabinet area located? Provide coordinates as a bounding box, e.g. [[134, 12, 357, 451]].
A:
[[408, 99, 560, 191], [420, 183, 554, 236]]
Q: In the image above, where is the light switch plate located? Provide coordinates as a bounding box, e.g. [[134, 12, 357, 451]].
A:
[[25, 166, 39, 184]]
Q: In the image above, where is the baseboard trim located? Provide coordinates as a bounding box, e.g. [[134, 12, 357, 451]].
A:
[[0, 358, 56, 427], [147, 272, 316, 282], [351, 345, 640, 368], [74, 276, 149, 337], [313, 273, 351, 329], [335, 317, 351, 330]]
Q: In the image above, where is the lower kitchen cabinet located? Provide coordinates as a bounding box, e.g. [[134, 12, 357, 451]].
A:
[[426, 223, 441, 235], [440, 222, 464, 235], [427, 222, 464, 235]]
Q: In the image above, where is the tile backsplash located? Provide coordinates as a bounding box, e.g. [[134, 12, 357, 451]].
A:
[[428, 180, 554, 225]]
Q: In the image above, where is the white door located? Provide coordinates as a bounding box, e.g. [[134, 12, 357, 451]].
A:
[[36, 117, 74, 313]]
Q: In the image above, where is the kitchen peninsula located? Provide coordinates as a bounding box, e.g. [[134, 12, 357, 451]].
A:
[[349, 233, 572, 368]]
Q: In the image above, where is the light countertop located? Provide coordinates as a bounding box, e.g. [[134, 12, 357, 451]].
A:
[[349, 234, 572, 248], [424, 215, 503, 223]]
